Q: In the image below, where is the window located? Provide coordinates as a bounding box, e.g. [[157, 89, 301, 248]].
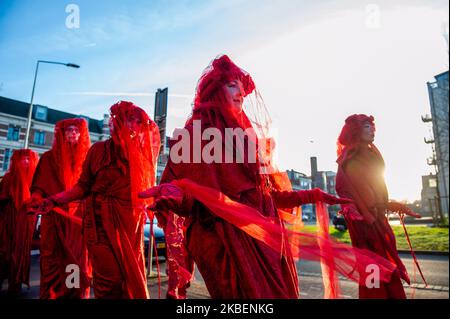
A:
[[33, 131, 45, 145], [7, 125, 20, 141], [3, 148, 11, 171], [35, 106, 48, 121], [429, 178, 437, 188]]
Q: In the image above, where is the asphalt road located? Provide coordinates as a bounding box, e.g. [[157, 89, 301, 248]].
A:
[[1, 251, 447, 299]]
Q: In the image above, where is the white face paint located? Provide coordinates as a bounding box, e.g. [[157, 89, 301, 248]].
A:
[[223, 79, 244, 112], [361, 122, 375, 144], [65, 125, 81, 145]]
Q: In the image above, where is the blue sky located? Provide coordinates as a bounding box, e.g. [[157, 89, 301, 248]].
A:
[[0, 0, 448, 201]]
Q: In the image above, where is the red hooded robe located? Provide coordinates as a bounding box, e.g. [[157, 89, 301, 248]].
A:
[[31, 118, 92, 299], [335, 114, 409, 299], [0, 149, 38, 294], [48, 102, 160, 299]]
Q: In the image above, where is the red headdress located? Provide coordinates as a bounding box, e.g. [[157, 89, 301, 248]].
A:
[[189, 55, 284, 190], [52, 118, 91, 190], [336, 114, 384, 164], [109, 101, 160, 211], [194, 54, 255, 107], [7, 149, 39, 210]]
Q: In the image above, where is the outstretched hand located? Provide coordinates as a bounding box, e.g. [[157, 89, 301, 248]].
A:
[[139, 183, 184, 213], [317, 190, 354, 206], [388, 201, 422, 218]]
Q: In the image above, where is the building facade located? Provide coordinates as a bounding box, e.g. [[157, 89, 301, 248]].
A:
[[0, 96, 109, 175], [309, 156, 339, 217], [420, 173, 438, 219], [286, 169, 314, 218], [425, 71, 449, 218]]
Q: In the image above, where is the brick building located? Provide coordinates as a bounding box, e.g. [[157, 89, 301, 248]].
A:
[[0, 96, 109, 175]]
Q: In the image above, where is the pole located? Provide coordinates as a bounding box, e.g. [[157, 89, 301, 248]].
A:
[[24, 60, 80, 149], [24, 61, 40, 149], [147, 215, 156, 278]]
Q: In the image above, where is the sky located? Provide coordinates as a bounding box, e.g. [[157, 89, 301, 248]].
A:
[[0, 0, 448, 201]]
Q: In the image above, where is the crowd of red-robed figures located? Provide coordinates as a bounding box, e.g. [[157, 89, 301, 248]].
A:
[[0, 55, 424, 300]]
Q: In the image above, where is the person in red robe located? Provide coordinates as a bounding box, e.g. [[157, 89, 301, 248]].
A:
[[0, 149, 38, 296], [139, 55, 397, 299], [335, 114, 422, 299], [30, 118, 92, 299], [29, 101, 160, 299]]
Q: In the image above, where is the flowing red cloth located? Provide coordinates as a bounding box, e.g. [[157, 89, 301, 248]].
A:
[[161, 104, 299, 298], [173, 178, 396, 283], [336, 115, 409, 298], [162, 117, 396, 298], [0, 149, 38, 293], [160, 212, 194, 299], [156, 56, 397, 299], [50, 102, 160, 299], [76, 140, 147, 298]]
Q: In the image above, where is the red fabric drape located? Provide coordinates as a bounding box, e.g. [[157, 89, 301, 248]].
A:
[[52, 102, 160, 299], [31, 147, 91, 299], [336, 114, 410, 298], [156, 56, 397, 299], [0, 149, 38, 293]]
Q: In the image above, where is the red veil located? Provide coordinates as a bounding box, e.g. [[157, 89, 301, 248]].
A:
[[166, 55, 397, 298], [0, 149, 39, 288], [107, 101, 160, 298], [109, 101, 161, 213], [52, 118, 91, 190], [336, 114, 426, 295], [7, 149, 39, 210]]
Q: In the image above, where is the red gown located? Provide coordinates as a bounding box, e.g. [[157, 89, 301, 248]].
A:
[[336, 146, 408, 299], [0, 151, 38, 294], [160, 118, 300, 298], [31, 150, 91, 299], [73, 139, 148, 299], [0, 174, 23, 294]]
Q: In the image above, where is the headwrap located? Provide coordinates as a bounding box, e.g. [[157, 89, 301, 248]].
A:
[[52, 118, 91, 190]]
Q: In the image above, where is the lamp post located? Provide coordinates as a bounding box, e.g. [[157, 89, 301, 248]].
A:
[[24, 60, 80, 149]]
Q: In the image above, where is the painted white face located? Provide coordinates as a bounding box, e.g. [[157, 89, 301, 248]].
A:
[[65, 125, 80, 145], [361, 122, 375, 144], [223, 79, 244, 112]]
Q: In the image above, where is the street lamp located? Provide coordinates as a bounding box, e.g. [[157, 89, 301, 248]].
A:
[[24, 60, 80, 149]]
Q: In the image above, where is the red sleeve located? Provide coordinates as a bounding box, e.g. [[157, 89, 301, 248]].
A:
[[271, 191, 301, 209], [31, 151, 60, 197], [273, 188, 335, 209], [50, 143, 100, 205]]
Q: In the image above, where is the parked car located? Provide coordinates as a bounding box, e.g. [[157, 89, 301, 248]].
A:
[[143, 219, 166, 259]]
